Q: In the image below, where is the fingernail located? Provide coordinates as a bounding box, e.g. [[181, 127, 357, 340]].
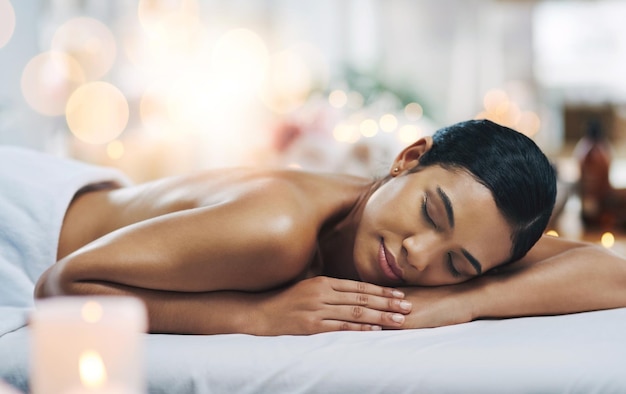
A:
[[391, 314, 405, 323], [392, 290, 404, 298], [371, 325, 382, 331], [399, 300, 412, 311]]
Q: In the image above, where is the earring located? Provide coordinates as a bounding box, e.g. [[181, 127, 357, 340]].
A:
[[393, 167, 400, 174]]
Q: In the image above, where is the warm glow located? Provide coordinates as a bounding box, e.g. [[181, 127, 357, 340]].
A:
[[51, 17, 117, 80], [138, 0, 200, 39], [107, 140, 125, 160], [0, 0, 16, 49], [259, 49, 312, 114], [397, 124, 421, 144], [545, 230, 559, 237], [483, 89, 509, 113], [79, 350, 107, 389], [21, 51, 86, 116], [328, 90, 348, 109], [601, 232, 615, 249], [478, 88, 542, 137], [211, 28, 269, 96], [379, 113, 398, 132], [333, 122, 359, 143], [81, 301, 103, 323], [404, 102, 423, 121], [131, 0, 205, 75], [165, 73, 217, 133], [66, 82, 129, 144], [517, 111, 542, 137], [495, 100, 521, 128], [360, 119, 379, 137]]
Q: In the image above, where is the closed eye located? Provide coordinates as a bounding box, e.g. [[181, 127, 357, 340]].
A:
[[446, 253, 462, 278], [423, 194, 462, 278], [421, 194, 437, 229]]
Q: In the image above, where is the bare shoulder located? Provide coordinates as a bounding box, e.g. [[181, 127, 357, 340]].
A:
[[497, 234, 593, 273]]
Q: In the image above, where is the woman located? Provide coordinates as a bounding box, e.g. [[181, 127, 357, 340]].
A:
[[33, 119, 626, 335]]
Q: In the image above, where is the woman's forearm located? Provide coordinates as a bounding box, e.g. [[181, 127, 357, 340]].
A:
[[36, 264, 265, 335], [36, 263, 411, 335], [400, 240, 626, 329], [469, 244, 626, 320]]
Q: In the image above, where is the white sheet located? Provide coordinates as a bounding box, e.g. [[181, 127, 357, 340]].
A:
[[2, 307, 626, 393], [0, 146, 131, 337]]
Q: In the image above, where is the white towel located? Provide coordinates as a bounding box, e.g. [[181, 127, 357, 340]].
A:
[[0, 146, 132, 336]]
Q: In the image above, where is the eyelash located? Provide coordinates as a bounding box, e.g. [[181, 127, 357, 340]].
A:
[[447, 253, 461, 278], [422, 194, 461, 278], [421, 194, 437, 229]]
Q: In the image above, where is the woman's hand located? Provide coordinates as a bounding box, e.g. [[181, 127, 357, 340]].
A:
[[255, 276, 413, 335]]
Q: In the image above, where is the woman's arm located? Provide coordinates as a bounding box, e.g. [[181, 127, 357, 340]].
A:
[[400, 235, 626, 329], [36, 269, 411, 335]]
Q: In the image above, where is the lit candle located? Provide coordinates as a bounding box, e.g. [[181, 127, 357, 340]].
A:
[[30, 297, 147, 394]]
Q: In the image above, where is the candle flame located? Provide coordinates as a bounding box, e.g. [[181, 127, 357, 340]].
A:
[[79, 350, 107, 389]]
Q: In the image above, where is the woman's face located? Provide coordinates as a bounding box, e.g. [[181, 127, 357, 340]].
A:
[[353, 165, 513, 287]]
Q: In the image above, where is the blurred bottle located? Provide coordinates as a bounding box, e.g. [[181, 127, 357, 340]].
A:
[[574, 118, 613, 230]]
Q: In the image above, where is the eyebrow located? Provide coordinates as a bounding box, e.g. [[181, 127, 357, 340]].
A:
[[436, 186, 482, 275], [462, 249, 483, 275]]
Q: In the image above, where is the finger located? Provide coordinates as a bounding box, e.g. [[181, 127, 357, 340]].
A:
[[327, 292, 412, 314], [327, 277, 404, 298], [318, 320, 384, 333], [328, 305, 407, 328]]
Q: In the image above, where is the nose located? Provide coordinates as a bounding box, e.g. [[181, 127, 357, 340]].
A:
[[402, 231, 442, 272]]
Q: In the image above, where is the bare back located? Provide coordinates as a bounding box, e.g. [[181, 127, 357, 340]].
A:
[[57, 168, 371, 292]]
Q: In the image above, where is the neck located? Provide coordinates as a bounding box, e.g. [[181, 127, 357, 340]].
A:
[[318, 177, 386, 279]]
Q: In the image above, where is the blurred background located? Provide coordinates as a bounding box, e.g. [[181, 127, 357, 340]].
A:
[[2, 0, 626, 240]]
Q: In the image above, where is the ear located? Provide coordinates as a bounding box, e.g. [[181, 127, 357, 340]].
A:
[[390, 137, 433, 176]]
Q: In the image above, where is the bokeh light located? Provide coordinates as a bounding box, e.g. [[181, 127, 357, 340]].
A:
[[379, 113, 398, 132], [483, 89, 509, 113], [333, 122, 359, 143], [404, 102, 423, 121], [0, 0, 16, 49], [477, 88, 542, 137], [138, 0, 200, 40], [51, 17, 117, 80], [107, 140, 125, 160], [601, 232, 615, 249], [81, 301, 103, 323], [545, 230, 559, 237], [397, 124, 421, 144], [517, 111, 542, 137], [21, 51, 86, 116], [360, 119, 378, 137], [66, 82, 129, 144], [329, 90, 348, 108], [131, 0, 205, 73]]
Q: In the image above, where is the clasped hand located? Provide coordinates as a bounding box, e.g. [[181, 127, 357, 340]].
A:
[[256, 276, 476, 335], [256, 276, 412, 335]]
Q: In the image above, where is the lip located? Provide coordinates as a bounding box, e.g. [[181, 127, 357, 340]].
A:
[[378, 239, 404, 282]]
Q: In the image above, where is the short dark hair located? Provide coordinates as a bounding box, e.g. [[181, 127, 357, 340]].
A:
[[412, 119, 556, 265]]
